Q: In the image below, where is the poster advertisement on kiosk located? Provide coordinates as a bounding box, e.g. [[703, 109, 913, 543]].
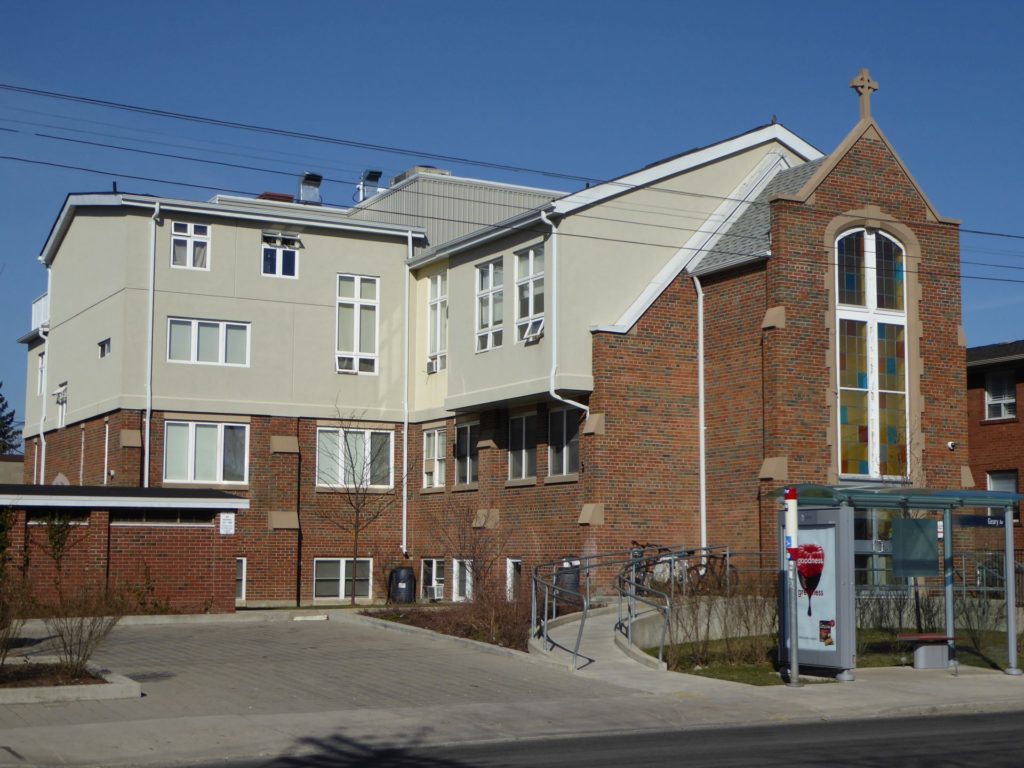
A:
[[788, 527, 837, 654]]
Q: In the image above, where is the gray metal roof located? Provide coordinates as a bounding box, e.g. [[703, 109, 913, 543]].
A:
[[967, 339, 1024, 367], [690, 157, 827, 277]]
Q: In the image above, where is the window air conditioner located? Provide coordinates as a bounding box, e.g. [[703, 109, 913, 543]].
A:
[[426, 358, 437, 374]]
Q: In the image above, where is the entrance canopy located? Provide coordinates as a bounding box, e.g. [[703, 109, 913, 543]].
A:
[[776, 484, 1021, 512]]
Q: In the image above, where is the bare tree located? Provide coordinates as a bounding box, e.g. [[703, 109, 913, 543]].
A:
[[314, 419, 402, 604], [425, 498, 512, 600]]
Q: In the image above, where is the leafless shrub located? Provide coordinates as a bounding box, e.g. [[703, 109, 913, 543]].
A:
[[956, 593, 1006, 655], [43, 589, 124, 677], [0, 578, 29, 668]]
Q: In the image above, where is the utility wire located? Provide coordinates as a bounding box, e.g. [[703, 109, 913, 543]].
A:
[[0, 154, 1019, 288]]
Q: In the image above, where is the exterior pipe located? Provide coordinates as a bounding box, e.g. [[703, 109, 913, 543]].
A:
[[401, 231, 413, 555], [103, 417, 109, 485], [539, 210, 589, 419], [37, 267, 52, 484], [692, 275, 707, 551], [143, 202, 160, 487], [79, 424, 85, 485]]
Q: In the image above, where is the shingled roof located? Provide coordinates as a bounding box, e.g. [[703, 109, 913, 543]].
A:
[[689, 157, 828, 277], [967, 340, 1024, 366]]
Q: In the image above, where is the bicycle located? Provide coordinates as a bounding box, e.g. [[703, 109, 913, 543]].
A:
[[686, 552, 739, 595]]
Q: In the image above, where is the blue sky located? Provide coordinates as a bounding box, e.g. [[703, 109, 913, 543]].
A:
[[2, 1, 1023, 427]]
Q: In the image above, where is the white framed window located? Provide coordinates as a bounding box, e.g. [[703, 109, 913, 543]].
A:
[[421, 558, 445, 601], [515, 246, 544, 342], [506, 558, 523, 601], [171, 222, 210, 270], [423, 427, 446, 488], [55, 382, 68, 428], [455, 422, 479, 485], [336, 274, 378, 374], [163, 421, 249, 484], [236, 557, 247, 601], [985, 370, 1016, 420], [313, 558, 372, 600], [453, 558, 473, 602], [37, 352, 45, 396], [508, 413, 537, 480], [427, 273, 447, 372], [98, 338, 111, 359], [475, 259, 504, 352], [836, 229, 908, 479], [316, 427, 393, 488], [261, 232, 300, 278], [167, 318, 249, 367], [548, 408, 580, 476], [987, 470, 1018, 518]]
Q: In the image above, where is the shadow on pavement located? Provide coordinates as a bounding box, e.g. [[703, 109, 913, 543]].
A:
[[263, 730, 502, 768]]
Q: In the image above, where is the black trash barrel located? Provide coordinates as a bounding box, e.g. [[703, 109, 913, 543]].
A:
[[389, 567, 416, 603]]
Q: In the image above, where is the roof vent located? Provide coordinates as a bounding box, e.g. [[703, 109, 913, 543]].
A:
[[299, 172, 323, 205], [258, 192, 294, 203], [389, 165, 451, 186], [356, 169, 383, 203]]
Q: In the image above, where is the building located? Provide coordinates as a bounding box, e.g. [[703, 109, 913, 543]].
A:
[[16, 71, 971, 609], [967, 339, 1023, 545]]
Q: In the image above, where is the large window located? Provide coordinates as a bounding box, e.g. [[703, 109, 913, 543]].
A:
[[987, 470, 1018, 517], [171, 222, 210, 270], [316, 427, 393, 488], [455, 422, 479, 485], [515, 246, 544, 342], [313, 558, 372, 600], [508, 413, 537, 480], [836, 229, 908, 478], [985, 370, 1016, 420], [261, 232, 299, 278], [168, 318, 249, 366], [476, 259, 503, 351], [423, 427, 446, 488], [164, 421, 248, 484], [549, 408, 580, 477], [427, 273, 448, 372], [336, 274, 378, 374]]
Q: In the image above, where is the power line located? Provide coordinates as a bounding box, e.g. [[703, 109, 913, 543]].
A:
[[0, 82, 595, 183], [7, 87, 1024, 245], [1, 153, 1021, 290]]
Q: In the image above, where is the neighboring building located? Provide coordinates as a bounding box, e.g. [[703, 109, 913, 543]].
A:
[[967, 339, 1023, 545], [16, 72, 971, 608], [0, 456, 23, 484]]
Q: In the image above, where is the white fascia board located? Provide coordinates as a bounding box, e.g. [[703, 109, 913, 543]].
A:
[[591, 152, 793, 335], [967, 353, 1024, 368], [41, 194, 425, 265], [554, 124, 822, 217], [0, 494, 249, 510]]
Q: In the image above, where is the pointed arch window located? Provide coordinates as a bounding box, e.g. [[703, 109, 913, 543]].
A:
[[836, 229, 908, 478]]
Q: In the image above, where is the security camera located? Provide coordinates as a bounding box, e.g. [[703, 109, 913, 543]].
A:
[[947, 441, 957, 452]]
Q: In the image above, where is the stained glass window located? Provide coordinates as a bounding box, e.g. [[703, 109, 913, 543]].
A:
[[875, 233, 904, 311], [838, 231, 865, 306]]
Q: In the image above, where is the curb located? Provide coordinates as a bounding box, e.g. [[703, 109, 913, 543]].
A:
[[339, 611, 573, 671], [613, 631, 668, 671], [0, 656, 141, 704]]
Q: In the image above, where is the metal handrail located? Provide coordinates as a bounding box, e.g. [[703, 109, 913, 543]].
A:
[[530, 543, 733, 670]]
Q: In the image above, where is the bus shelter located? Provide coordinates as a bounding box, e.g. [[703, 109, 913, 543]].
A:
[[779, 484, 1022, 676]]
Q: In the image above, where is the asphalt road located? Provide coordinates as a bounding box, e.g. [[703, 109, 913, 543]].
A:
[[224, 711, 1024, 768]]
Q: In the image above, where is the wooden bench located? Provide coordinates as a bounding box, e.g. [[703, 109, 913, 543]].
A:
[[896, 633, 954, 669]]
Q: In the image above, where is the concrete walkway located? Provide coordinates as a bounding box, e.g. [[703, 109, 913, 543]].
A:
[[0, 608, 1021, 767], [541, 603, 1024, 718]]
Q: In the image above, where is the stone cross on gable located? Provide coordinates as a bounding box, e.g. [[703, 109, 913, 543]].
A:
[[849, 68, 879, 120]]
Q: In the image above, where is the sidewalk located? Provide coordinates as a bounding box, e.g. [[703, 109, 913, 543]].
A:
[[0, 608, 1020, 767], [542, 604, 1024, 720]]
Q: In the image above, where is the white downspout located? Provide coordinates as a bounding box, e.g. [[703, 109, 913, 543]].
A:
[[79, 424, 85, 485], [144, 202, 160, 488], [540, 210, 589, 419], [37, 266, 52, 484], [401, 231, 412, 554], [103, 417, 110, 485], [692, 275, 707, 551]]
